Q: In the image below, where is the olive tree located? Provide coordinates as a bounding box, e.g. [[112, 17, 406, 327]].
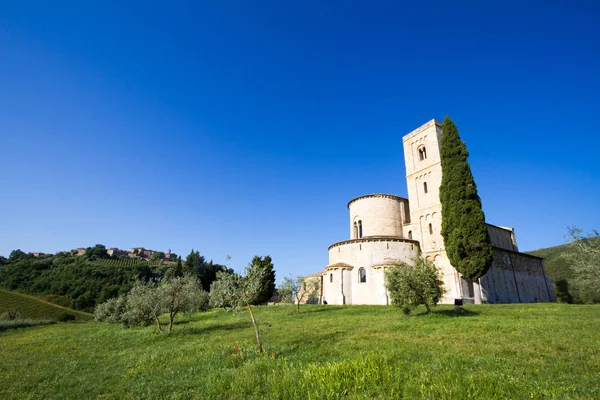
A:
[[565, 226, 600, 304], [160, 275, 209, 332], [239, 262, 269, 353], [209, 272, 242, 310], [385, 258, 445, 315], [94, 274, 209, 333], [281, 275, 320, 313]]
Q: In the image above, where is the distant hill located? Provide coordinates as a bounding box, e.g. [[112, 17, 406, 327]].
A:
[[0, 289, 92, 321], [526, 236, 600, 303]]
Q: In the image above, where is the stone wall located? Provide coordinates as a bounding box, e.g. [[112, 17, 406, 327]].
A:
[[348, 195, 409, 238], [480, 248, 556, 303], [487, 224, 518, 252], [323, 238, 420, 305]]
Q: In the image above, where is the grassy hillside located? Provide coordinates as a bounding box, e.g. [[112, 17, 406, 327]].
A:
[[0, 289, 92, 321], [1, 304, 598, 399]]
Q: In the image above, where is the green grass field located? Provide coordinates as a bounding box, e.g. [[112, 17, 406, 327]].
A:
[[0, 289, 92, 322], [0, 303, 598, 399]]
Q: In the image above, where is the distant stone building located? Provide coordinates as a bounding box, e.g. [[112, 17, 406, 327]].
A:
[[305, 120, 556, 305], [70, 246, 177, 261]]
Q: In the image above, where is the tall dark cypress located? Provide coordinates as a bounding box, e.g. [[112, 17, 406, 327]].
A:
[[246, 255, 276, 305], [439, 116, 493, 281]]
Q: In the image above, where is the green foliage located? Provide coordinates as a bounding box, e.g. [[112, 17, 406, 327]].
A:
[[209, 272, 243, 310], [56, 312, 76, 322], [563, 226, 600, 304], [245, 255, 276, 305], [0, 252, 164, 311], [184, 250, 230, 291], [0, 318, 55, 332], [0, 289, 91, 321], [280, 275, 320, 312], [1, 309, 24, 321], [1, 304, 599, 399], [385, 258, 445, 314], [94, 295, 128, 324], [528, 228, 600, 303], [95, 275, 209, 333], [159, 275, 210, 332], [84, 244, 109, 260], [121, 280, 162, 328], [439, 116, 493, 281], [151, 251, 165, 262]]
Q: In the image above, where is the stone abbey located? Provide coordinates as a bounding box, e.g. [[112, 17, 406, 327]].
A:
[[306, 119, 556, 305]]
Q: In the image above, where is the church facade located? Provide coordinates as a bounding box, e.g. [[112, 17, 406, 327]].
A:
[[310, 119, 556, 305]]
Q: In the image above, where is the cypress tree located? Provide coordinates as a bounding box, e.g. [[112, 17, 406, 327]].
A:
[[246, 255, 276, 305], [439, 116, 493, 281]]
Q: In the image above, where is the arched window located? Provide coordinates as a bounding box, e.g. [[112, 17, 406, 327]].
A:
[[330, 273, 333, 283], [359, 268, 366, 283], [408, 230, 413, 240], [353, 222, 358, 239], [429, 223, 433, 235], [358, 220, 363, 238], [423, 182, 428, 194], [418, 146, 427, 161]]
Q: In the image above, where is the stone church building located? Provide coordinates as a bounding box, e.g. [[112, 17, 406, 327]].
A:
[[308, 119, 556, 305]]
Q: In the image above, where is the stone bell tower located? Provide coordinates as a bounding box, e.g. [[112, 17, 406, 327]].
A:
[[402, 119, 462, 300]]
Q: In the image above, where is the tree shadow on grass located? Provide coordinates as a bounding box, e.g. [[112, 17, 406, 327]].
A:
[[181, 320, 250, 335], [414, 308, 479, 317]]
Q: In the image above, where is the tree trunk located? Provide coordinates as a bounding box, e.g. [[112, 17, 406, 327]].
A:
[[168, 311, 176, 333], [154, 316, 163, 333], [296, 299, 300, 313], [246, 302, 263, 353], [425, 303, 431, 314]]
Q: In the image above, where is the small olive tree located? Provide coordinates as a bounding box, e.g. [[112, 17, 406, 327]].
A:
[[565, 226, 600, 304], [238, 262, 270, 353], [209, 272, 243, 310], [94, 275, 209, 333], [385, 258, 445, 315], [281, 275, 320, 313], [160, 275, 209, 332]]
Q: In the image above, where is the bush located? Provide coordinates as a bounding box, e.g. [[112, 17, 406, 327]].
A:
[[209, 273, 242, 310], [56, 312, 76, 322], [385, 258, 445, 315], [94, 275, 209, 332], [0, 319, 55, 332], [1, 309, 24, 321], [94, 295, 128, 324]]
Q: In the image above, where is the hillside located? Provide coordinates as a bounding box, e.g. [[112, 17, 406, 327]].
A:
[[0, 289, 92, 321], [1, 304, 599, 399]]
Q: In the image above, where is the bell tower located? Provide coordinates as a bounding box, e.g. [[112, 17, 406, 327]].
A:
[[402, 119, 461, 300], [402, 119, 444, 254]]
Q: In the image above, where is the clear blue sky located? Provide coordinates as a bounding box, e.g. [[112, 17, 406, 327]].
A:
[[1, 1, 599, 281]]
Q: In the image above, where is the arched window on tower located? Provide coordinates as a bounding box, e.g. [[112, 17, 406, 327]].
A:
[[359, 268, 366, 283], [429, 223, 433, 235], [418, 146, 427, 161], [408, 230, 413, 240], [358, 220, 363, 238], [353, 222, 358, 239], [423, 182, 428, 194], [330, 273, 333, 283]]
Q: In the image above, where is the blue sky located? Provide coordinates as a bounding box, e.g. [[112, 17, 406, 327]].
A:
[[1, 1, 599, 281]]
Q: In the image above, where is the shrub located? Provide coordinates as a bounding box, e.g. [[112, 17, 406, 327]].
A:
[[94, 275, 209, 333], [385, 258, 445, 315], [94, 295, 128, 324], [56, 312, 76, 322], [209, 273, 242, 310], [1, 309, 24, 321]]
